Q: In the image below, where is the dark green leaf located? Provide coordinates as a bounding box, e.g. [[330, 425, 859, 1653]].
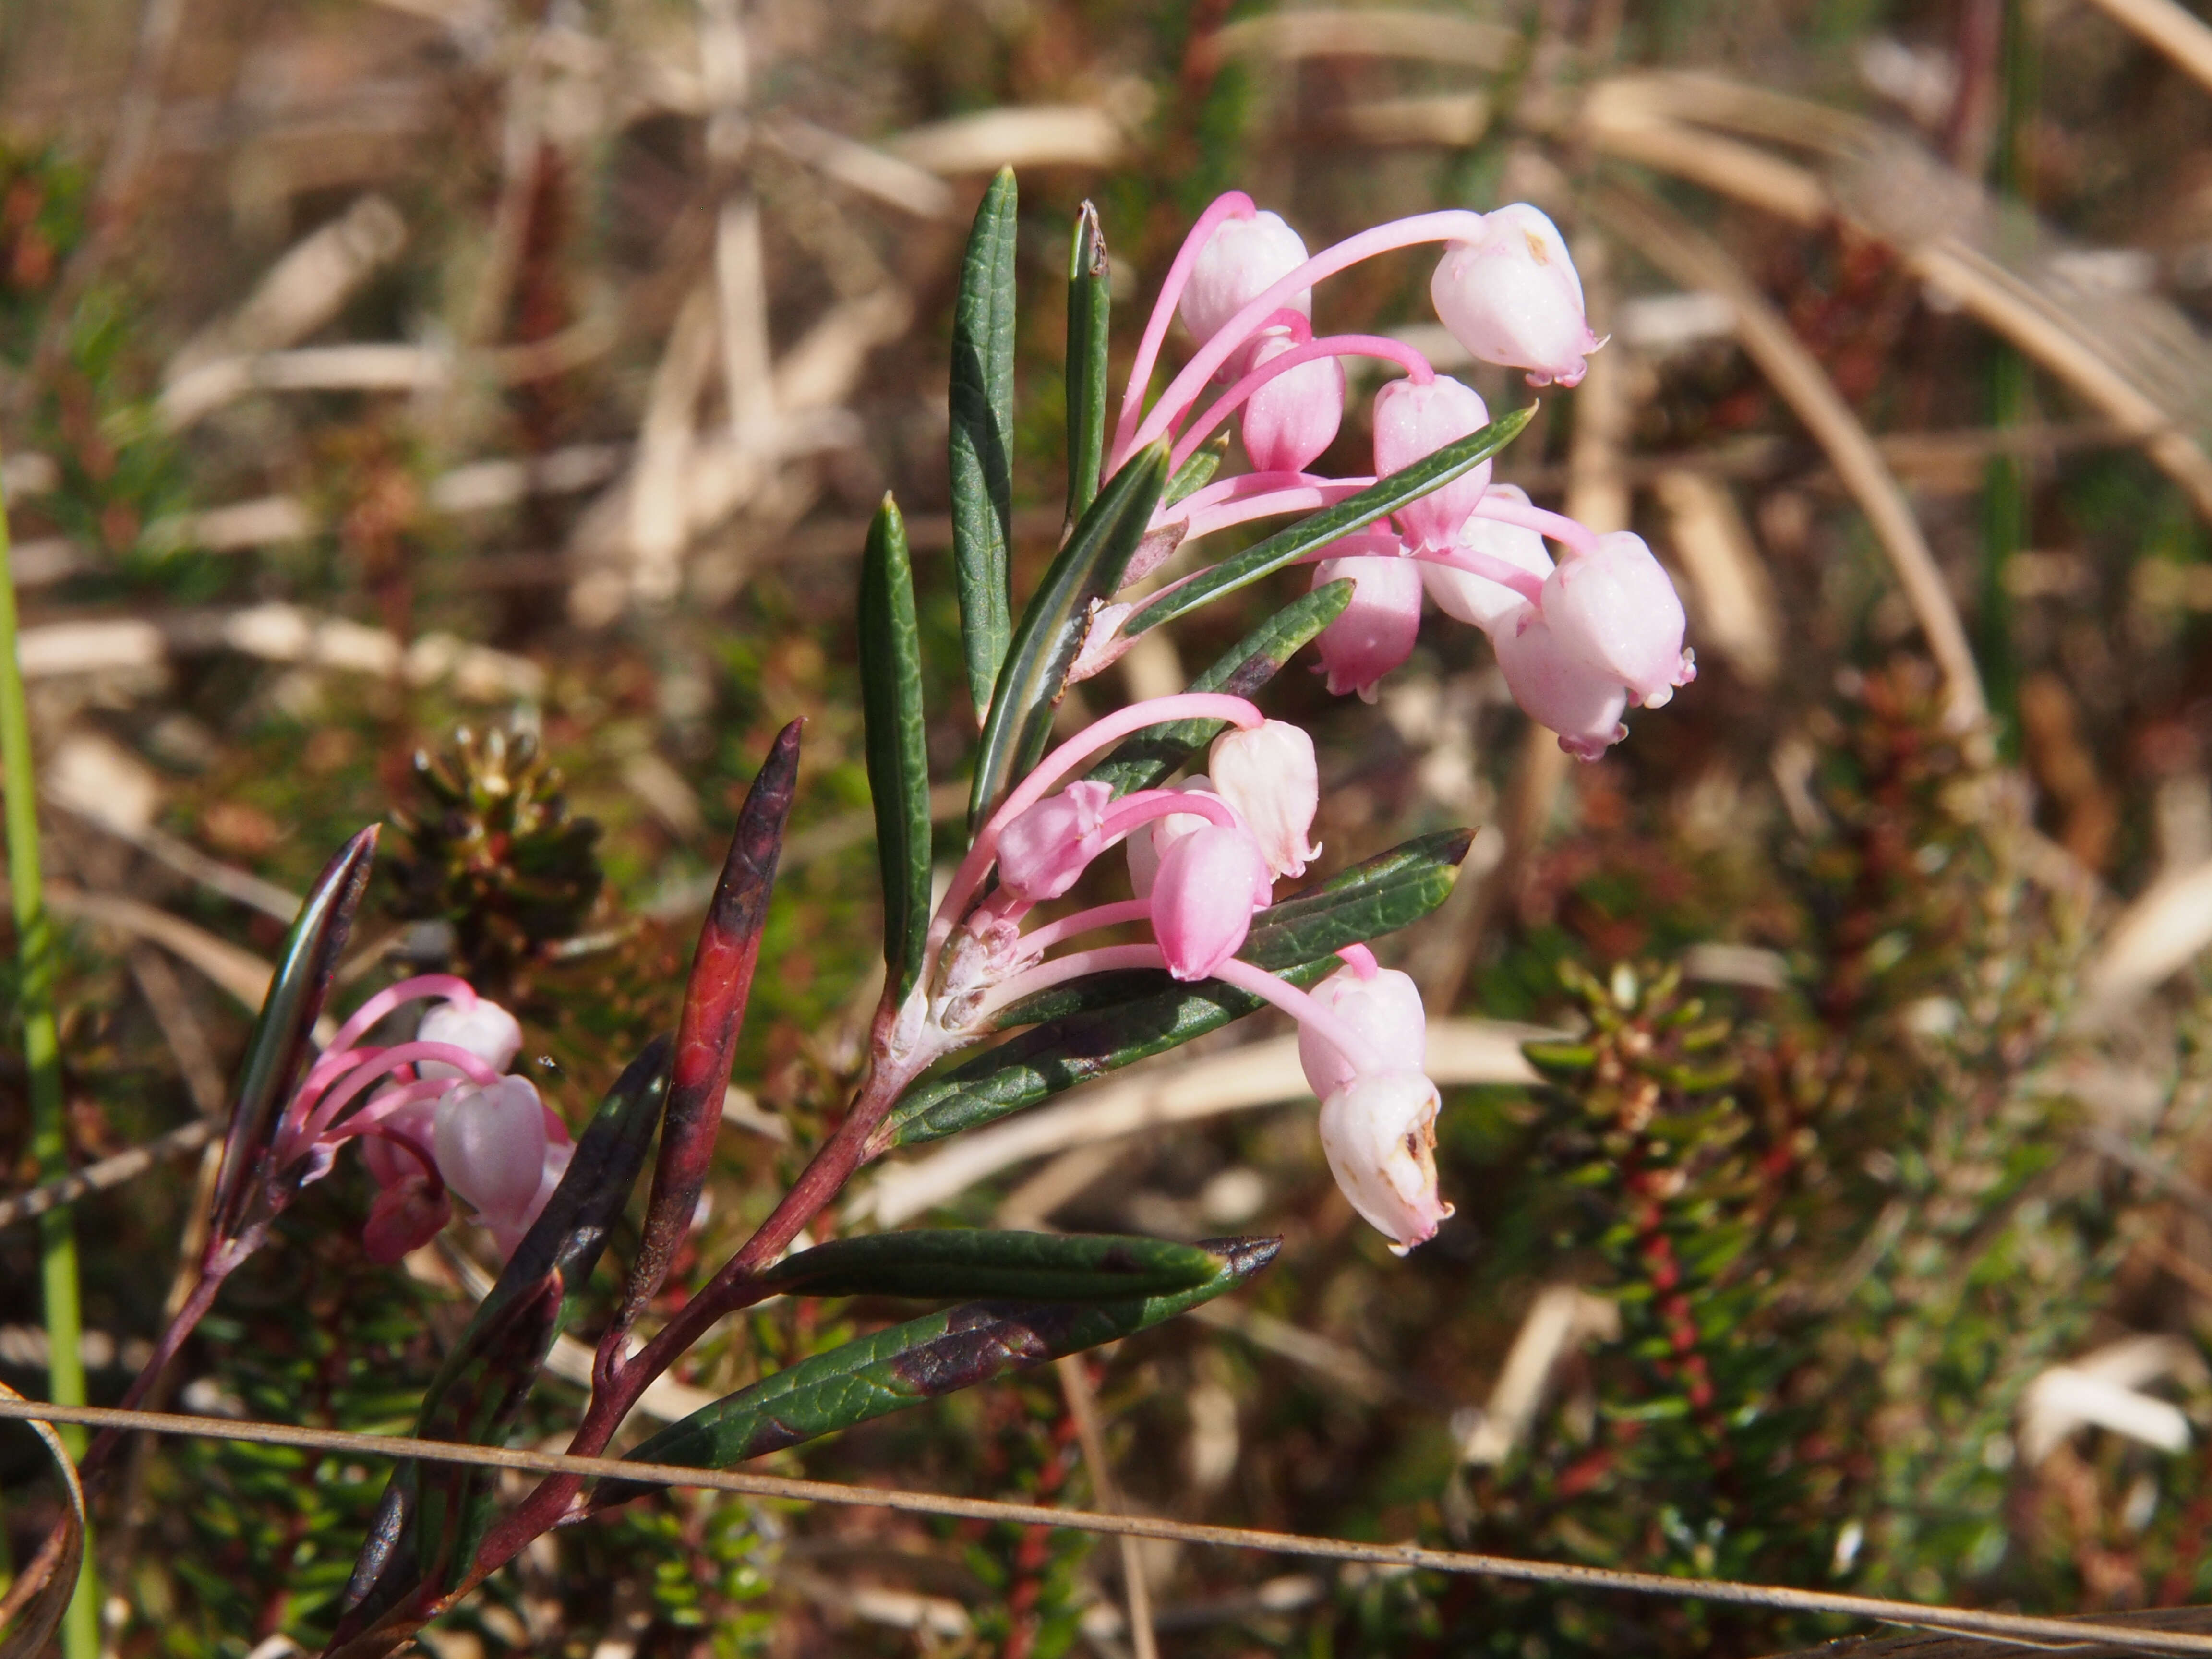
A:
[[1123, 405, 1537, 636], [599, 1238, 1278, 1495], [966, 439, 1171, 833], [1085, 580, 1355, 799], [763, 1229, 1222, 1302], [876, 829, 1471, 1148], [860, 496, 933, 998], [221, 825, 378, 1233], [1164, 431, 1228, 506], [950, 167, 1019, 719], [1063, 203, 1110, 527]]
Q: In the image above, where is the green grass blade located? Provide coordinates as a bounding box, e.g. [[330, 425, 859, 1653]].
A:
[[860, 496, 933, 998], [1064, 202, 1111, 526], [950, 166, 1019, 719], [1124, 405, 1537, 636]]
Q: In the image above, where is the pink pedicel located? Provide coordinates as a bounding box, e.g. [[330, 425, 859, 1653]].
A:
[[1429, 203, 1603, 389], [1237, 337, 1346, 474], [1148, 821, 1273, 980], [1422, 484, 1554, 631], [1373, 375, 1494, 552], [1298, 966, 1430, 1102], [415, 997, 524, 1079], [1539, 530, 1696, 709], [1318, 1070, 1454, 1255], [995, 780, 1117, 903], [1494, 602, 1633, 761], [1208, 721, 1321, 881], [1314, 541, 1424, 702], [1178, 209, 1313, 376]]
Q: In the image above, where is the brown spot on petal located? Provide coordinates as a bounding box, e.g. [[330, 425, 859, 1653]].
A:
[[1525, 229, 1550, 264]]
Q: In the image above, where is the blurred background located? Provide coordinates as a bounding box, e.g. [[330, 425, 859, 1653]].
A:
[[8, 0, 2212, 1653]]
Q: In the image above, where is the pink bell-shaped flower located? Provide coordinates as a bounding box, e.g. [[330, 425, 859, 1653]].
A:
[[1298, 966, 1428, 1102], [1318, 1070, 1454, 1255], [1239, 337, 1344, 474], [1125, 779, 1225, 901], [1149, 821, 1272, 981], [1373, 375, 1493, 552], [1208, 721, 1321, 881], [432, 1075, 553, 1231], [360, 1094, 441, 1190], [1430, 204, 1603, 389], [487, 1137, 574, 1260], [362, 1170, 451, 1265], [1179, 210, 1312, 375], [416, 997, 524, 1080], [1421, 485, 1553, 631], [1539, 531, 1695, 709], [998, 781, 1116, 903], [1493, 603, 1632, 761], [1313, 545, 1423, 703]]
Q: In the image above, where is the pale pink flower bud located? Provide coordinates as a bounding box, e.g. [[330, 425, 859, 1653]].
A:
[[1429, 204, 1602, 389], [1298, 966, 1428, 1101], [1313, 549, 1423, 703], [433, 1075, 552, 1227], [1208, 720, 1321, 881], [1493, 603, 1631, 761], [1539, 531, 1695, 709], [1179, 210, 1312, 376], [363, 1172, 451, 1264], [1421, 485, 1553, 631], [1373, 375, 1493, 552], [998, 781, 1116, 902], [1239, 337, 1344, 474], [1318, 1070, 1454, 1255], [1149, 821, 1272, 981], [1124, 779, 1224, 901], [416, 998, 524, 1080]]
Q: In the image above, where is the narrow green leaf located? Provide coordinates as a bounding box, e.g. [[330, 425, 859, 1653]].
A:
[[950, 167, 1019, 720], [1165, 431, 1228, 506], [1085, 579, 1355, 799], [1124, 405, 1537, 636], [601, 1238, 1278, 1492], [860, 496, 933, 998], [967, 438, 1171, 834], [763, 1229, 1222, 1302], [878, 829, 1471, 1148], [1064, 203, 1111, 527]]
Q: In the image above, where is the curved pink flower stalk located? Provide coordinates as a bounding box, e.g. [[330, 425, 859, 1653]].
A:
[[929, 693, 1264, 958], [1111, 191, 1257, 461], [290, 1040, 505, 1150], [322, 1074, 454, 1145], [1169, 334, 1436, 473], [1207, 956, 1388, 1074], [971, 942, 1175, 1024], [1012, 898, 1156, 957], [1400, 541, 1547, 607], [1335, 942, 1381, 978], [1117, 209, 1487, 465], [323, 973, 481, 1058], [1172, 479, 1374, 545], [1468, 491, 1599, 559]]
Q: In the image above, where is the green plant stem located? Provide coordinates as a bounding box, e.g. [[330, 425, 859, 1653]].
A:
[[0, 439, 100, 1659]]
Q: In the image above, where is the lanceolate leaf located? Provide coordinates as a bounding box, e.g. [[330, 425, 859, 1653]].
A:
[[876, 830, 1471, 1148], [859, 498, 933, 1001], [762, 1229, 1222, 1302], [950, 167, 1019, 721], [1086, 579, 1355, 798], [1064, 202, 1111, 527], [1164, 431, 1228, 506], [1123, 405, 1537, 636], [615, 727, 798, 1345], [597, 1238, 1279, 1499], [217, 824, 378, 1235], [966, 438, 1172, 833]]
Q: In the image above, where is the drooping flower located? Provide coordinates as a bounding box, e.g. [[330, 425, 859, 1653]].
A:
[[1492, 602, 1632, 761], [1317, 1070, 1454, 1255], [997, 781, 1116, 903], [1313, 543, 1424, 702], [1149, 820, 1272, 980], [1373, 375, 1493, 553], [1537, 531, 1695, 709], [433, 1074, 556, 1231], [1297, 965, 1429, 1102], [1124, 778, 1226, 901], [1208, 721, 1321, 881], [1179, 210, 1312, 375], [1238, 337, 1345, 474], [1430, 203, 1603, 389], [1421, 485, 1554, 631]]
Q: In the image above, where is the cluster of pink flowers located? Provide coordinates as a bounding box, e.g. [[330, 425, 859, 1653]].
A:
[[897, 693, 1451, 1252], [1083, 194, 1695, 760], [268, 976, 569, 1263]]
